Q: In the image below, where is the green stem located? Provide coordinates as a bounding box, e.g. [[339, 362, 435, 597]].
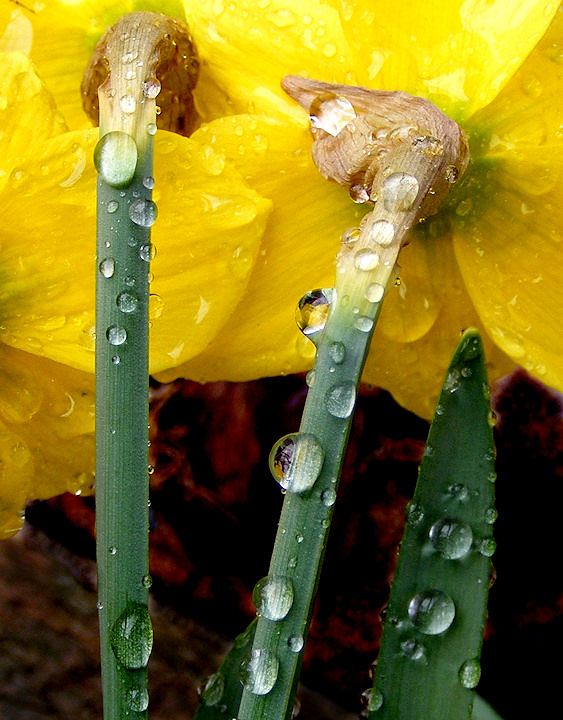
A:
[[95, 136, 155, 720]]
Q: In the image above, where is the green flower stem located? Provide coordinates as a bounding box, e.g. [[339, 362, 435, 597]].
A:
[[369, 329, 496, 720], [238, 148, 439, 720]]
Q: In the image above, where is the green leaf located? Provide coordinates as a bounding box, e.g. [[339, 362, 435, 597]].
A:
[[369, 328, 497, 720], [195, 620, 257, 720]]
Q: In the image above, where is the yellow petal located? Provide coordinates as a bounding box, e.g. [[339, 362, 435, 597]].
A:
[[0, 126, 271, 374], [182, 0, 354, 123], [155, 113, 367, 383], [453, 160, 563, 395], [1, 0, 187, 130], [0, 344, 95, 539], [0, 52, 67, 186], [339, 0, 559, 120]]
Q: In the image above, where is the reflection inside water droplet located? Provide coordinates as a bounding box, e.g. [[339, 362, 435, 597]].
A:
[[296, 288, 334, 338], [94, 131, 138, 188], [269, 433, 324, 494], [239, 649, 279, 696], [309, 93, 357, 136], [408, 589, 455, 635], [429, 518, 473, 559], [253, 575, 294, 621]]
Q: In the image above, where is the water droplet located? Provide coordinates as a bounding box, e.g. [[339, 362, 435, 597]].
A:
[[365, 282, 385, 303], [94, 131, 138, 188], [382, 172, 420, 212], [341, 227, 360, 245], [446, 165, 459, 183], [400, 638, 425, 660], [408, 590, 455, 635], [309, 93, 356, 136], [429, 518, 473, 559], [120, 94, 137, 113], [269, 433, 324, 494], [124, 275, 136, 287], [142, 574, 153, 589], [368, 219, 395, 246], [296, 288, 334, 338], [240, 649, 279, 695], [107, 325, 127, 346], [149, 293, 164, 319], [443, 369, 461, 393], [305, 370, 316, 387], [112, 355, 121, 365], [479, 537, 497, 557], [484, 507, 498, 524], [321, 488, 336, 507], [143, 175, 155, 190], [110, 602, 153, 669], [406, 501, 425, 526], [459, 659, 481, 688], [447, 483, 469, 501], [143, 77, 162, 99], [99, 257, 115, 278], [109, 545, 117, 555], [147, 122, 157, 135], [413, 135, 444, 157], [200, 672, 225, 706], [139, 242, 156, 261], [253, 575, 294, 621], [326, 383, 356, 419], [107, 200, 119, 213], [349, 184, 370, 203], [326, 344, 344, 367], [129, 198, 158, 227], [148, 464, 155, 475], [354, 248, 379, 271], [126, 686, 149, 712], [117, 291, 138, 313], [287, 634, 304, 653], [354, 315, 374, 333]]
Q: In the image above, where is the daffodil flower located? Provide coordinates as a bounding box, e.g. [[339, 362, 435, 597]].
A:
[[166, 0, 561, 420], [0, 2, 272, 534]]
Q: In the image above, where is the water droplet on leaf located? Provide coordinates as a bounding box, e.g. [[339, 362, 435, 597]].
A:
[[382, 172, 419, 212], [94, 131, 138, 188], [117, 291, 138, 313], [429, 518, 473, 559], [240, 649, 279, 695], [110, 602, 153, 669], [408, 590, 455, 635], [459, 658, 481, 688], [269, 433, 324, 494], [99, 257, 115, 278], [326, 383, 356, 418], [253, 575, 294, 621], [130, 198, 158, 227], [287, 634, 304, 653], [107, 325, 127, 346], [296, 288, 334, 338], [309, 93, 356, 136]]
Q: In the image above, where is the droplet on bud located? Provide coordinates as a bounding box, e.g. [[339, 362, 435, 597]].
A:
[[309, 92, 357, 136]]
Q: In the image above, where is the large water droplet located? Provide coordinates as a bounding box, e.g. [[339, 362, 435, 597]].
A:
[[408, 590, 455, 635], [354, 248, 379, 271], [368, 219, 395, 246], [94, 131, 138, 188], [139, 242, 156, 261], [253, 575, 294, 621], [382, 172, 419, 212], [99, 257, 115, 278], [269, 433, 324, 494], [129, 198, 158, 227], [309, 93, 356, 136], [296, 288, 334, 338], [354, 315, 374, 333], [110, 602, 153, 669], [326, 383, 356, 419], [200, 672, 225, 706], [117, 291, 138, 314], [120, 94, 136, 113], [239, 649, 279, 695], [366, 282, 385, 303], [126, 686, 149, 712], [107, 325, 127, 346], [143, 77, 162, 99], [429, 518, 473, 559], [459, 659, 481, 688]]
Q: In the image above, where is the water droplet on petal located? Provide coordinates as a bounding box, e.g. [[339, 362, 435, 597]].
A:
[[240, 649, 279, 695], [382, 172, 419, 212], [269, 433, 324, 494], [94, 131, 138, 188], [253, 575, 294, 621], [99, 257, 115, 278], [110, 602, 153, 669], [459, 659, 481, 688], [429, 518, 473, 559], [107, 325, 127, 346], [326, 383, 356, 418], [296, 288, 334, 338], [287, 634, 304, 653], [408, 590, 455, 635], [130, 198, 158, 227], [117, 291, 138, 313], [309, 93, 356, 136]]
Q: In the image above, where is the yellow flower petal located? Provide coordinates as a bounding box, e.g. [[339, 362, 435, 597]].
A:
[[182, 0, 354, 123], [155, 113, 367, 383], [0, 0, 187, 130], [0, 344, 95, 538], [453, 164, 563, 395], [0, 126, 271, 374], [339, 0, 559, 119], [0, 52, 67, 185]]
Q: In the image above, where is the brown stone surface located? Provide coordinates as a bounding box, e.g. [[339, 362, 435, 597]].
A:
[[3, 372, 562, 719]]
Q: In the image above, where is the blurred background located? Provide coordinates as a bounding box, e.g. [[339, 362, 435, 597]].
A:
[[1, 369, 562, 719]]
